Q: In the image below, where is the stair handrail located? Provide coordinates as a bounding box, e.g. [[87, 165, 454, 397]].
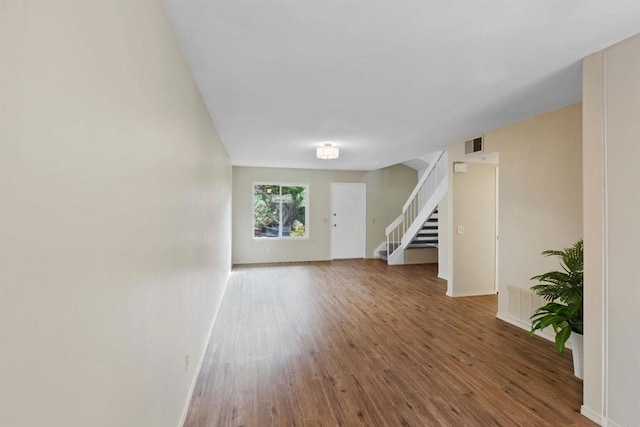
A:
[[385, 214, 404, 236], [385, 150, 447, 261], [385, 214, 404, 262], [401, 150, 446, 235], [403, 151, 445, 212]]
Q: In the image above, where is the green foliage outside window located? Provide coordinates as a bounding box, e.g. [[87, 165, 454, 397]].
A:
[[254, 184, 307, 238]]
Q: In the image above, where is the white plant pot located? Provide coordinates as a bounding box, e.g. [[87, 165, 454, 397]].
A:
[[570, 332, 584, 380]]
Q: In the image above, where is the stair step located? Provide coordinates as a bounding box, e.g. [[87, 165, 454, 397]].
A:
[[382, 204, 441, 264], [407, 243, 438, 249]]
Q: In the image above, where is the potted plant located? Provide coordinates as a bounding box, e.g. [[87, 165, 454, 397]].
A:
[[529, 239, 584, 379]]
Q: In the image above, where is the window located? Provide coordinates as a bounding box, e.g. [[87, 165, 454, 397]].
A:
[[253, 183, 308, 238]]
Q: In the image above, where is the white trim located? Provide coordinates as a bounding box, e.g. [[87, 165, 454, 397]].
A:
[[402, 151, 444, 212], [601, 50, 609, 424], [581, 405, 603, 425], [385, 214, 404, 236], [252, 182, 310, 239], [177, 270, 231, 427], [449, 289, 497, 297], [494, 166, 499, 294], [400, 179, 447, 250], [495, 312, 574, 349]]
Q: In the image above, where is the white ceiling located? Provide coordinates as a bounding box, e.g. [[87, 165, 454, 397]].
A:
[[163, 1, 640, 171]]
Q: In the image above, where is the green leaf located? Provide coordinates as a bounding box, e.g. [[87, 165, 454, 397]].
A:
[[555, 327, 572, 356], [528, 239, 583, 356]]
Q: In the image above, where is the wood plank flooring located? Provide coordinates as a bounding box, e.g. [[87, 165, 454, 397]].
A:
[[184, 260, 593, 426]]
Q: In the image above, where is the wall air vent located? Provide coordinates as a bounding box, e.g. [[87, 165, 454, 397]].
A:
[[465, 136, 484, 154]]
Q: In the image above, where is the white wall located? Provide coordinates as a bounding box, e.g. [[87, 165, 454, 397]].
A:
[[0, 2, 232, 426], [583, 33, 640, 426]]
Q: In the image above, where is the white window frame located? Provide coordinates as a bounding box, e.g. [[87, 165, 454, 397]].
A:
[[252, 182, 309, 240]]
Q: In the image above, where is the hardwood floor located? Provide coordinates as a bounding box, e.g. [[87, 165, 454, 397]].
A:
[[184, 260, 593, 426]]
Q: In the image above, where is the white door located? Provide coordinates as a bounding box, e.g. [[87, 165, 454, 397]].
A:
[[331, 183, 366, 259]]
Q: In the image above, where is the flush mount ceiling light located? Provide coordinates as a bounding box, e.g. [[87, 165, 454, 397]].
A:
[[316, 143, 339, 160]]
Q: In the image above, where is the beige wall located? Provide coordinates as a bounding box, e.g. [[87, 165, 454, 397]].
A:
[[365, 165, 417, 257], [583, 33, 640, 426], [233, 165, 416, 264], [443, 104, 582, 303], [447, 161, 497, 296], [437, 191, 451, 279], [487, 104, 583, 315], [404, 248, 439, 264], [582, 51, 605, 423], [233, 167, 366, 264], [0, 2, 231, 426]]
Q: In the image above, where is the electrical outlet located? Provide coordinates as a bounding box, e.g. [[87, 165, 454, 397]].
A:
[[457, 225, 465, 234]]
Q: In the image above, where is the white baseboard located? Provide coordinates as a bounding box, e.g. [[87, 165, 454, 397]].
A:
[[495, 312, 570, 348], [178, 270, 231, 427], [496, 312, 532, 331], [448, 289, 496, 297], [580, 405, 603, 425]]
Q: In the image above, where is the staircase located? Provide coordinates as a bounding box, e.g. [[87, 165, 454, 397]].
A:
[[379, 210, 438, 260], [408, 209, 439, 249], [380, 151, 448, 265]]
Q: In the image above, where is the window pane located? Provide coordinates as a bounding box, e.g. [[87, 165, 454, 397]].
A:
[[254, 185, 280, 238], [281, 186, 306, 237]]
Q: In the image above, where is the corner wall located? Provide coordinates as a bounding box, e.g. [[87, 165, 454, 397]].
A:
[[365, 165, 417, 257], [582, 51, 605, 424], [582, 33, 640, 426], [0, 2, 232, 426]]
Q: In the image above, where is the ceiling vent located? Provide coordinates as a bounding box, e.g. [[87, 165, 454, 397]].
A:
[[465, 136, 484, 155]]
